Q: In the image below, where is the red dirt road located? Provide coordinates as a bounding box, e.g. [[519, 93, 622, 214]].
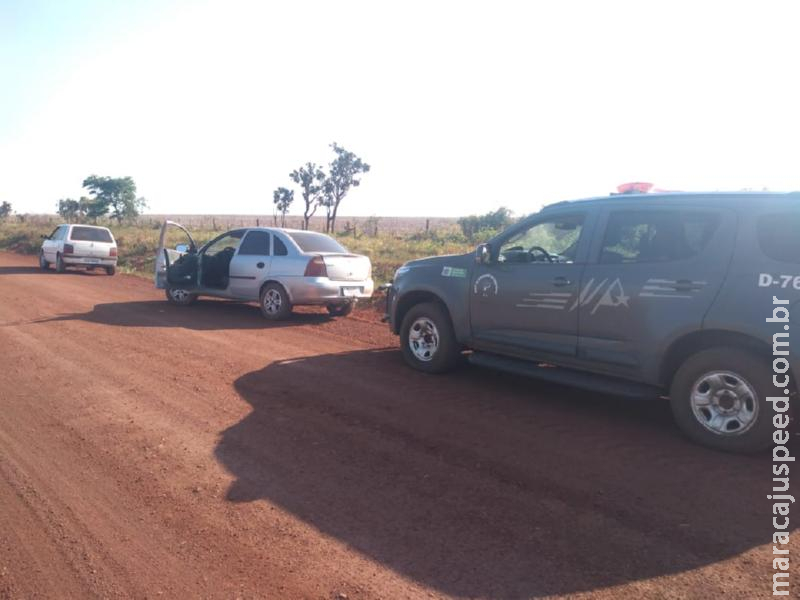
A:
[[0, 252, 796, 599]]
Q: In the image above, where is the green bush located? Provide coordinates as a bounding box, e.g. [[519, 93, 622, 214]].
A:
[[457, 207, 514, 242]]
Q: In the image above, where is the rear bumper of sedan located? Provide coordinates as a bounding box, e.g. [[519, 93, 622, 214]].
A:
[[284, 277, 374, 305], [63, 255, 117, 266]]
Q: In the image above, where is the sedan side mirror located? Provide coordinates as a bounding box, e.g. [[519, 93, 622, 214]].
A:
[[475, 243, 492, 265]]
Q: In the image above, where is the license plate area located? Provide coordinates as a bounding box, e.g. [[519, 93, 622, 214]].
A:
[[341, 286, 362, 297], [84, 258, 101, 264]]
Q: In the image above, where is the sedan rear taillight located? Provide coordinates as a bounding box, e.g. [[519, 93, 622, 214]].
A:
[[109, 247, 118, 257], [63, 244, 74, 255], [304, 255, 328, 277]]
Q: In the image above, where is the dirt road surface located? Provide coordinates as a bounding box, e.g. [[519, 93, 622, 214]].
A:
[[0, 252, 796, 599]]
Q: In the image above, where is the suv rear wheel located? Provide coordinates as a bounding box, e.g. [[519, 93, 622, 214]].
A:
[[670, 347, 775, 453], [400, 302, 460, 373]]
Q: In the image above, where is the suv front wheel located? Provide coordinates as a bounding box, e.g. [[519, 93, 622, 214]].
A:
[[399, 302, 460, 373], [670, 347, 776, 453]]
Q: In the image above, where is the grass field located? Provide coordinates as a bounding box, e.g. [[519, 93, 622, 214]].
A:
[[0, 216, 478, 285]]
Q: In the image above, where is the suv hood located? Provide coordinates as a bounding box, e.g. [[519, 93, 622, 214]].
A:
[[404, 253, 472, 269]]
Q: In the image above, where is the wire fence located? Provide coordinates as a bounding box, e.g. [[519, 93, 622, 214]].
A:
[[7, 213, 459, 236]]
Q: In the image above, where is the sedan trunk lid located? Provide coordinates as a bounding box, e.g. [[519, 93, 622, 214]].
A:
[[321, 254, 371, 282]]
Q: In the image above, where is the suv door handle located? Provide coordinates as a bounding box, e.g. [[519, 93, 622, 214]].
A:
[[553, 276, 572, 287], [256, 262, 265, 269]]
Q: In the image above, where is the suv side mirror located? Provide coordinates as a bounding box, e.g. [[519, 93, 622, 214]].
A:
[[475, 243, 492, 265]]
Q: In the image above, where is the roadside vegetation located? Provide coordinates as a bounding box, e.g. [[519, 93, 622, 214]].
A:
[[0, 142, 524, 284], [0, 219, 491, 284], [1, 148, 517, 284]]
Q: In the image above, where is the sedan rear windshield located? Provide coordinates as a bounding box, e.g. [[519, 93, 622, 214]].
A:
[[70, 226, 113, 243], [286, 231, 346, 253]]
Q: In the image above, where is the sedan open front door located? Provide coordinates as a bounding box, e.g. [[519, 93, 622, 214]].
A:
[[155, 220, 199, 290]]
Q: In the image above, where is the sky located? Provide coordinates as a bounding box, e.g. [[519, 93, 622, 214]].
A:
[[1, 0, 799, 218]]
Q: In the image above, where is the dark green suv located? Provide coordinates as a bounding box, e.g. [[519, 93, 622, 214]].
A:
[[386, 192, 799, 453]]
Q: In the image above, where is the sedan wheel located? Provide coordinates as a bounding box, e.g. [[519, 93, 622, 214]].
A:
[[259, 283, 292, 320], [327, 302, 354, 317], [165, 287, 197, 306]]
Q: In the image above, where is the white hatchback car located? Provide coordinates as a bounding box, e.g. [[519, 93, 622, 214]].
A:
[[40, 224, 118, 275], [155, 221, 374, 320]]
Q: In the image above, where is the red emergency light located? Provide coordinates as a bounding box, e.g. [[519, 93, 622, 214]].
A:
[[616, 182, 654, 194]]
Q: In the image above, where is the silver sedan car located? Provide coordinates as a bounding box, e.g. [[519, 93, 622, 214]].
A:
[[155, 221, 373, 320]]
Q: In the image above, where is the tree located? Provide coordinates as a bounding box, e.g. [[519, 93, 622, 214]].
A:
[[325, 142, 370, 233], [319, 187, 336, 234], [0, 201, 11, 220], [289, 163, 326, 230], [57, 199, 82, 222], [82, 175, 147, 223], [272, 187, 294, 227]]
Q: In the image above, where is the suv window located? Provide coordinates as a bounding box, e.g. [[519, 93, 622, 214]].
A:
[[70, 226, 113, 243], [238, 231, 271, 256], [498, 213, 585, 264], [600, 210, 721, 264], [757, 213, 800, 263]]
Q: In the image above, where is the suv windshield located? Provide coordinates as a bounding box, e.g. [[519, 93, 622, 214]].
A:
[[70, 226, 113, 243], [286, 231, 346, 253], [498, 214, 584, 263]]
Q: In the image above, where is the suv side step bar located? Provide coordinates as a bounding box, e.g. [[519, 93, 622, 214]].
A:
[[467, 351, 664, 399]]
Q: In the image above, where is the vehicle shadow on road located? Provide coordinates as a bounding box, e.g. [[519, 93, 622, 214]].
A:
[[32, 300, 332, 330], [218, 348, 796, 598]]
